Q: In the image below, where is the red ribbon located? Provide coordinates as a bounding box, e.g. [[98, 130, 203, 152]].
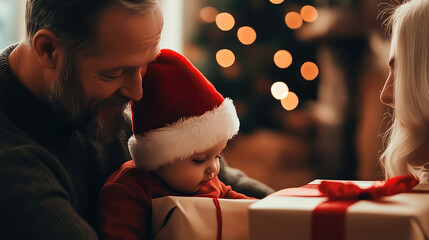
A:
[[318, 175, 419, 201], [273, 175, 420, 240], [211, 197, 223, 240], [312, 200, 356, 240]]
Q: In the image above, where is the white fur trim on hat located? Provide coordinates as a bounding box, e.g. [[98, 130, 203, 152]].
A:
[[128, 98, 239, 170]]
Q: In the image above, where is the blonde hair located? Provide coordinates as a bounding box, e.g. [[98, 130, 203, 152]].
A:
[[381, 0, 429, 179]]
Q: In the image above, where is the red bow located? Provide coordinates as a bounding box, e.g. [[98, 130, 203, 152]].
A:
[[318, 175, 419, 200]]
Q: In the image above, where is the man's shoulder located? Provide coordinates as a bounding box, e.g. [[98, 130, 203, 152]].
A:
[[0, 109, 57, 166], [0, 109, 37, 146], [0, 109, 76, 193]]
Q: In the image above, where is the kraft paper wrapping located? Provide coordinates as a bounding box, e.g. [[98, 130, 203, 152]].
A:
[[249, 180, 429, 240], [152, 196, 257, 240]]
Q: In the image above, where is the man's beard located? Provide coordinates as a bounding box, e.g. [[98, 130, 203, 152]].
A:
[[45, 55, 130, 143]]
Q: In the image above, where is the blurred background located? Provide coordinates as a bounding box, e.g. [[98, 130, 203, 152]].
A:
[[1, 0, 394, 190]]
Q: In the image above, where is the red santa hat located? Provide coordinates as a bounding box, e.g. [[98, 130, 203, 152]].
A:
[[128, 49, 240, 170]]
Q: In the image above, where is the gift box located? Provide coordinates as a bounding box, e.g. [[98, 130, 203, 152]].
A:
[[152, 196, 257, 240], [249, 178, 429, 240]]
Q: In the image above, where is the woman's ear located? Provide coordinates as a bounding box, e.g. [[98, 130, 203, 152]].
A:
[[32, 29, 64, 69]]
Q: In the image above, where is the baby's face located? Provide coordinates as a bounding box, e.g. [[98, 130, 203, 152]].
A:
[[154, 140, 227, 193]]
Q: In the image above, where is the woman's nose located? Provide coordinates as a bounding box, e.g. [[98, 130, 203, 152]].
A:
[[380, 71, 394, 107]]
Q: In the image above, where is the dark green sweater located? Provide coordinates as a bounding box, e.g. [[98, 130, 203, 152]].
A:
[[0, 45, 133, 239], [0, 44, 273, 239]]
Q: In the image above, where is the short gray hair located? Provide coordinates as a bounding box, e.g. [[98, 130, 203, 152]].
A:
[[25, 0, 160, 55]]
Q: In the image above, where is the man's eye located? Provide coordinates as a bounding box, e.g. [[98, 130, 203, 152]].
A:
[[192, 159, 205, 164], [101, 71, 124, 79]]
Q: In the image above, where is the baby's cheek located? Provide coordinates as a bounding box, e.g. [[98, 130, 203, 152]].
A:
[[184, 174, 200, 186]]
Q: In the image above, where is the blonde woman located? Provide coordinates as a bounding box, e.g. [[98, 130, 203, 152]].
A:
[[380, 0, 429, 182]]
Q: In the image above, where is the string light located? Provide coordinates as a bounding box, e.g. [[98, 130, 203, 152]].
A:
[[285, 12, 303, 29], [206, 3, 312, 113], [215, 12, 235, 31], [300, 5, 318, 23], [237, 26, 257, 45], [271, 81, 289, 100], [274, 50, 293, 69], [216, 49, 235, 68], [281, 91, 299, 111], [301, 61, 319, 81], [200, 6, 218, 23]]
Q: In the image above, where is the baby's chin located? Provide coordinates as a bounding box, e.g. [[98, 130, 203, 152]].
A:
[[180, 181, 211, 194]]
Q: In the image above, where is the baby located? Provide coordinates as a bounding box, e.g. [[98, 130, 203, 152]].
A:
[[98, 49, 253, 240]]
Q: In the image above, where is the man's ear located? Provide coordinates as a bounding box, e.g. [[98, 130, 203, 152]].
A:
[[32, 29, 64, 69]]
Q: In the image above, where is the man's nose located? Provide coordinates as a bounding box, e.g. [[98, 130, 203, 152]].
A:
[[120, 68, 144, 101]]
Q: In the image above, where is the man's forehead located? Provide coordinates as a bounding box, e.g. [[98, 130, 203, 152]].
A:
[[91, 4, 163, 55]]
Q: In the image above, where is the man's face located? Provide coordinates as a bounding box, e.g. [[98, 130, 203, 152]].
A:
[[50, 5, 163, 142]]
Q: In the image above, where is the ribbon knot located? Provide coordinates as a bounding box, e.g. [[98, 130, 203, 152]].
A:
[[318, 175, 419, 201]]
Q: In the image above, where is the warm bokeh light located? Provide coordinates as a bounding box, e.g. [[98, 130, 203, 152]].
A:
[[216, 49, 235, 68], [285, 12, 303, 30], [301, 61, 319, 81], [200, 6, 219, 23], [300, 5, 318, 23], [271, 81, 289, 100], [273, 50, 293, 69], [281, 91, 299, 111], [237, 26, 257, 45], [215, 12, 235, 31], [269, 0, 284, 4]]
